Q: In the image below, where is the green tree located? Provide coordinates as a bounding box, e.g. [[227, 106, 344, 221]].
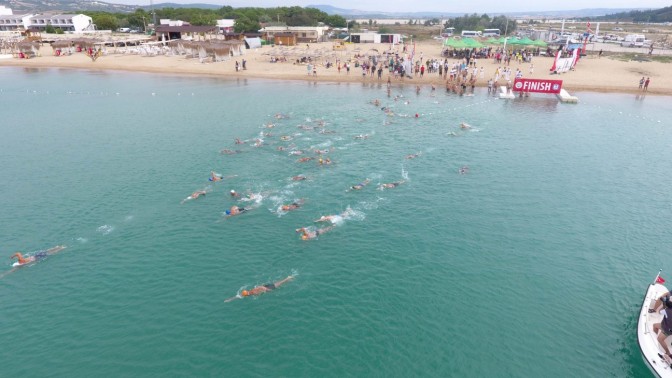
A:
[[234, 15, 260, 33], [324, 15, 346, 27], [93, 14, 119, 31], [45, 23, 55, 33]]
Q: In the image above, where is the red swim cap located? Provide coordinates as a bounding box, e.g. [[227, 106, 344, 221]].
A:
[[241, 290, 249, 297]]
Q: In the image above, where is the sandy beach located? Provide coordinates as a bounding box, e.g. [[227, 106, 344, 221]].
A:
[[2, 41, 670, 95]]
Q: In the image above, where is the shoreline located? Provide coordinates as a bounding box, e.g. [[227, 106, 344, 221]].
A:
[[2, 41, 670, 96]]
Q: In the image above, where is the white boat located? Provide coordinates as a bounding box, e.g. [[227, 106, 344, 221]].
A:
[[638, 272, 672, 377]]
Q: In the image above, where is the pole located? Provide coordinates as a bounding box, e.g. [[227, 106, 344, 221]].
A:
[[503, 18, 509, 52]]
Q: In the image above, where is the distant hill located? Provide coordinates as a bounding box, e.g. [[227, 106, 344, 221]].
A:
[[0, 0, 137, 13], [307, 4, 652, 19], [592, 5, 672, 22], [0, 0, 656, 19], [0, 0, 220, 13], [139, 2, 221, 10]]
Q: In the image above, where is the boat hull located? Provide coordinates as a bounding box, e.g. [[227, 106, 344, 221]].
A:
[[638, 283, 672, 377]]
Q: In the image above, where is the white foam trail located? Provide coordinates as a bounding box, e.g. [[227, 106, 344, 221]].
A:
[[401, 165, 409, 181], [97, 225, 114, 235]]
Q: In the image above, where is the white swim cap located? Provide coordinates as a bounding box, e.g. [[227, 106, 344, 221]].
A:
[[231, 190, 235, 193]]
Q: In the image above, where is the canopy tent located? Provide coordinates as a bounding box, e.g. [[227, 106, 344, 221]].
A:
[[506, 38, 526, 46], [443, 38, 467, 48], [485, 37, 501, 45], [529, 39, 548, 47], [461, 38, 484, 48]]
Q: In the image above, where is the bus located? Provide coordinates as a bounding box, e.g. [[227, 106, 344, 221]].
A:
[[483, 29, 500, 37], [461, 30, 482, 37]]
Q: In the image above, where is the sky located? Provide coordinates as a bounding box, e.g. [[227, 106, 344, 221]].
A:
[[122, 0, 671, 13]]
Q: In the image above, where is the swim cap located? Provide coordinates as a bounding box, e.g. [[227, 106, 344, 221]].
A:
[[230, 190, 235, 193], [242, 290, 249, 297], [225, 210, 231, 215]]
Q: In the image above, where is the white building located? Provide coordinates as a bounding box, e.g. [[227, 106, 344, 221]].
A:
[[0, 14, 34, 31], [349, 32, 402, 44], [160, 19, 188, 27], [216, 19, 235, 34], [0, 13, 95, 32], [258, 25, 329, 42], [0, 5, 13, 16]]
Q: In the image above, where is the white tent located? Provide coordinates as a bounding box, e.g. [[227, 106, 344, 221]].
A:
[[244, 37, 262, 49]]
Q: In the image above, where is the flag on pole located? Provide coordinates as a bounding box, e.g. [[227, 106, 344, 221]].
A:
[[657, 275, 666, 284]]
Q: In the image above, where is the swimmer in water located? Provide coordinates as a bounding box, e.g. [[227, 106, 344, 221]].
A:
[[234, 138, 244, 144], [224, 275, 294, 302], [379, 180, 405, 190], [210, 171, 223, 182], [460, 122, 471, 129], [292, 175, 307, 181], [220, 149, 242, 155], [225, 206, 248, 217], [295, 226, 334, 240], [297, 157, 314, 163], [181, 190, 207, 204], [406, 153, 421, 159], [354, 134, 369, 140], [349, 178, 370, 191], [10, 245, 66, 267], [230, 189, 240, 198], [281, 199, 304, 212], [459, 166, 470, 174], [314, 208, 355, 224]]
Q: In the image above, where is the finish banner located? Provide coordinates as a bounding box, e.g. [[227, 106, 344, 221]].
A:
[[512, 78, 563, 94]]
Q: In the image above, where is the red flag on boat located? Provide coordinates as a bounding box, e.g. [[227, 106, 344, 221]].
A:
[[657, 276, 666, 284]]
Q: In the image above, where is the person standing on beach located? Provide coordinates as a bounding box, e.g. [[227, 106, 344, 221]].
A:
[[639, 77, 645, 90], [644, 77, 650, 91]]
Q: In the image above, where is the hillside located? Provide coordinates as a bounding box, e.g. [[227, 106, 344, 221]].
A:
[[594, 5, 672, 22]]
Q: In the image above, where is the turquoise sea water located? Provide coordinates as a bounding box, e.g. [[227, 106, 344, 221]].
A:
[[1, 67, 672, 377]]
